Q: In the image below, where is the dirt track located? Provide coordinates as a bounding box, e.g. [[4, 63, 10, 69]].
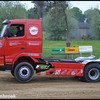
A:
[[0, 71, 100, 99]]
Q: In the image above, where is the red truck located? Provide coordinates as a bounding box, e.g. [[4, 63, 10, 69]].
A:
[[0, 19, 100, 83]]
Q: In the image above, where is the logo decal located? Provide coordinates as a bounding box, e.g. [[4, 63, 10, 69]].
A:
[[9, 42, 21, 46], [28, 53, 39, 56], [71, 71, 76, 75], [55, 69, 61, 75], [29, 26, 38, 35]]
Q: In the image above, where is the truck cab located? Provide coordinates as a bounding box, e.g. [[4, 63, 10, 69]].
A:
[[0, 19, 43, 68], [0, 19, 50, 82]]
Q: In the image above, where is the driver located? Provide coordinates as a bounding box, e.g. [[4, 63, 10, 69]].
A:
[[15, 26, 24, 37]]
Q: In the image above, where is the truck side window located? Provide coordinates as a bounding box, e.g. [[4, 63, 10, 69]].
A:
[[7, 24, 24, 38]]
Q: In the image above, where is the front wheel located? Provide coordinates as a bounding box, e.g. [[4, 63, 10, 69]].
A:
[[14, 62, 34, 83], [84, 63, 100, 82], [11, 70, 14, 76]]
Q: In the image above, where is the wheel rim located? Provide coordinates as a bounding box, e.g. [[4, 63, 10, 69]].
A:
[[88, 68, 100, 80], [19, 66, 30, 78]]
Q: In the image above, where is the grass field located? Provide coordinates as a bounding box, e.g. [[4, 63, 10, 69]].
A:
[[42, 40, 100, 59]]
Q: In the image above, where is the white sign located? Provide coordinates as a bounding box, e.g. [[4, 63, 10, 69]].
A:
[[29, 26, 38, 35], [79, 46, 92, 53]]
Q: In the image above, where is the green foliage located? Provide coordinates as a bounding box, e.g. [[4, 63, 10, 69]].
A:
[[0, 1, 27, 19], [33, 1, 44, 18], [0, 1, 27, 30], [27, 7, 39, 19], [84, 8, 100, 40], [70, 7, 85, 22], [43, 8, 78, 40], [66, 9, 78, 30], [84, 9, 93, 22], [42, 1, 78, 41], [82, 35, 94, 40], [43, 9, 66, 40], [91, 9, 100, 40]]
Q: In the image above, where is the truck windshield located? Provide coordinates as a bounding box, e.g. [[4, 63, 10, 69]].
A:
[[0, 24, 8, 39]]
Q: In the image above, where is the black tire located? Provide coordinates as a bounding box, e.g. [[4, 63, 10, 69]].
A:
[[11, 69, 14, 76], [84, 63, 100, 82], [14, 62, 34, 83]]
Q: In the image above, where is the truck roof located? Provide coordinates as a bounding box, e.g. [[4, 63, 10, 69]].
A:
[[10, 19, 42, 23], [2, 19, 42, 25]]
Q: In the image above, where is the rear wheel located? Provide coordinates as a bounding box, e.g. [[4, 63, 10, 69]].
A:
[[84, 63, 100, 82], [14, 62, 34, 83]]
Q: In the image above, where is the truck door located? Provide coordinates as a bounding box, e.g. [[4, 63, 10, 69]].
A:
[[0, 39, 4, 66], [0, 24, 8, 66], [4, 23, 26, 64]]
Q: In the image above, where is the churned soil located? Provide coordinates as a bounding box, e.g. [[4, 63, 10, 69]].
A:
[[0, 71, 100, 99]]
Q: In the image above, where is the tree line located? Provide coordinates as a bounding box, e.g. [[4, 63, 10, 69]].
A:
[[0, 1, 100, 40]]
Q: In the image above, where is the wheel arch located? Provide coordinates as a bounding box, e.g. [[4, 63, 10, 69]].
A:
[[84, 62, 100, 72], [13, 56, 37, 71]]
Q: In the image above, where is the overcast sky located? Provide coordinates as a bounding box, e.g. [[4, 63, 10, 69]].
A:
[[20, 1, 100, 13]]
